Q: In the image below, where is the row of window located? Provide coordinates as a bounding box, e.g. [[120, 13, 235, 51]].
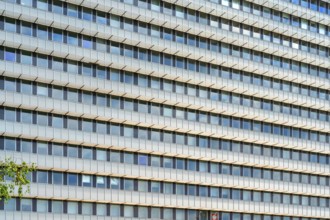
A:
[[2, 136, 328, 167], [206, 0, 330, 34], [1, 46, 329, 103], [2, 11, 330, 73], [2, 103, 329, 143], [1, 198, 320, 220], [1, 138, 329, 186], [26, 170, 330, 208], [285, 0, 330, 15], [1, 76, 329, 124], [2, 16, 330, 82], [6, 0, 330, 58], [1, 80, 329, 142]]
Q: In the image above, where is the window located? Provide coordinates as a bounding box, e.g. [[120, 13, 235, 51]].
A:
[[35, 25, 48, 40], [52, 0, 63, 14], [138, 154, 148, 166], [20, 140, 32, 153], [151, 0, 160, 11], [176, 184, 185, 195], [96, 149, 107, 161], [4, 48, 16, 62], [110, 14, 120, 28], [4, 138, 16, 151], [124, 179, 134, 190], [164, 182, 173, 194], [110, 205, 120, 217], [66, 33, 79, 47], [199, 186, 208, 197], [37, 171, 48, 183], [150, 207, 160, 218], [36, 113, 50, 129], [37, 0, 48, 10], [124, 205, 134, 217], [67, 88, 78, 102], [138, 180, 148, 192], [82, 175, 92, 187], [67, 202, 78, 214], [82, 119, 93, 132], [4, 199, 16, 211], [21, 199, 32, 211], [82, 36, 93, 49], [67, 146, 78, 158], [4, 18, 16, 33], [36, 200, 48, 212], [21, 22, 32, 36], [110, 150, 120, 163], [52, 172, 62, 185], [36, 84, 48, 98], [51, 115, 63, 128], [82, 7, 92, 21], [157, 208, 171, 219], [110, 177, 120, 189], [163, 157, 173, 168], [82, 147, 93, 159], [67, 60, 78, 74], [96, 204, 107, 216], [37, 54, 48, 68], [52, 29, 63, 42], [151, 181, 160, 192], [67, 4, 78, 17], [37, 142, 48, 155], [176, 158, 185, 169], [82, 203, 93, 215], [20, 80, 33, 94], [96, 176, 106, 188], [67, 173, 78, 186], [124, 152, 134, 164]]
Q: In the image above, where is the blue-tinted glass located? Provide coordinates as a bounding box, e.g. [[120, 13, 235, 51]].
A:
[[176, 158, 185, 169], [4, 18, 16, 32], [68, 174, 77, 185], [52, 0, 63, 14], [82, 36, 92, 48], [53, 172, 63, 184], [138, 154, 148, 165], [52, 29, 63, 42], [21, 22, 32, 36], [4, 199, 16, 211], [36, 0, 48, 10], [5, 49, 16, 61], [5, 138, 16, 151], [67, 4, 78, 17], [37, 171, 48, 183]]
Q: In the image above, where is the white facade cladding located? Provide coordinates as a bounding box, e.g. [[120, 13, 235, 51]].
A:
[[0, 0, 330, 219]]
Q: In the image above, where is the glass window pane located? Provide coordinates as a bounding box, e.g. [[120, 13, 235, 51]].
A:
[[21, 199, 32, 211], [36, 200, 48, 212], [67, 202, 78, 214]]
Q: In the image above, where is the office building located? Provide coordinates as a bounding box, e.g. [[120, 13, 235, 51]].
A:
[[0, 0, 329, 219]]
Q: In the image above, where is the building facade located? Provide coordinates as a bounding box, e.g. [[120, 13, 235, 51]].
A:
[[0, 0, 330, 219]]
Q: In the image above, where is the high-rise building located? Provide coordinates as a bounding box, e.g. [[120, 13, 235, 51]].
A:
[[0, 0, 330, 219]]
